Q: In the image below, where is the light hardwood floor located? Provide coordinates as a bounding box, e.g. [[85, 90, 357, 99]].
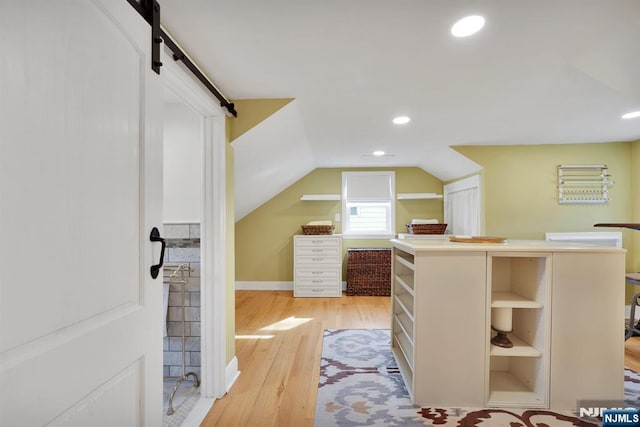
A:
[[201, 290, 640, 426], [200, 291, 390, 427], [625, 336, 640, 372]]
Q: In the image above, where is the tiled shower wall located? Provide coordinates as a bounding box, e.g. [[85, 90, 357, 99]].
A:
[[163, 223, 201, 378]]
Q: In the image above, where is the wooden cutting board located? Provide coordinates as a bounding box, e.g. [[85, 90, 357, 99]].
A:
[[449, 236, 507, 243]]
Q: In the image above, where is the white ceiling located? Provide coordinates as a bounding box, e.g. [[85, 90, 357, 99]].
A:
[[232, 100, 316, 220], [159, 0, 640, 215]]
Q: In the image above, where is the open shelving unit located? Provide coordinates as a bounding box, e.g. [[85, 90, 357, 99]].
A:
[[486, 253, 551, 408], [391, 250, 416, 397], [389, 239, 624, 409]]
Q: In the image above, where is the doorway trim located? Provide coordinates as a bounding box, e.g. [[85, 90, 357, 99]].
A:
[[161, 49, 228, 410]]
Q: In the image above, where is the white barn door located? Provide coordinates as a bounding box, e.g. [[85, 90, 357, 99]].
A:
[[0, 1, 163, 426]]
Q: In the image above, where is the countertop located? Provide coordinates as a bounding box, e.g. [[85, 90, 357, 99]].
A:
[[390, 237, 627, 254]]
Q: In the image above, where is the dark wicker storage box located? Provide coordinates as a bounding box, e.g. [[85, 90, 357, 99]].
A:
[[406, 223, 448, 234], [300, 225, 335, 235], [346, 248, 391, 296]]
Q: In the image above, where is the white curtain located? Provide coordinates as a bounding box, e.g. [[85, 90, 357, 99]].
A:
[[444, 175, 481, 235]]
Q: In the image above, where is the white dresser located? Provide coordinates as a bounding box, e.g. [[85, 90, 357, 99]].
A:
[[293, 235, 342, 297]]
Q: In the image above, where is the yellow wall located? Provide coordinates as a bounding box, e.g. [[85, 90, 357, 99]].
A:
[[455, 141, 637, 297], [454, 142, 633, 237], [235, 167, 443, 282]]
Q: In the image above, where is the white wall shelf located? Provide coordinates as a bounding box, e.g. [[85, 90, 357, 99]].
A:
[[397, 193, 443, 200], [300, 194, 341, 201]]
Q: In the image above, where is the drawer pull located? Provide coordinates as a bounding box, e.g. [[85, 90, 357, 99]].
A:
[[312, 280, 323, 284], [312, 258, 323, 262], [312, 249, 323, 253]]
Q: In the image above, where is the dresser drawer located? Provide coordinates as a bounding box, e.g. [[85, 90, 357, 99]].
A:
[[296, 269, 339, 279], [295, 255, 341, 265], [295, 277, 340, 287], [294, 237, 340, 248], [295, 247, 340, 257], [294, 286, 341, 297]]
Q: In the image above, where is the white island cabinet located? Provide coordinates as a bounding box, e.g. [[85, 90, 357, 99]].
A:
[[390, 238, 625, 409]]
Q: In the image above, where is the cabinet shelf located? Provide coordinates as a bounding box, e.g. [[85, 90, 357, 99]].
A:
[[397, 193, 443, 200], [490, 335, 541, 357], [391, 346, 414, 399], [394, 313, 414, 344], [300, 194, 340, 201], [395, 254, 415, 270], [394, 332, 414, 370], [394, 275, 415, 296], [491, 292, 542, 308], [487, 371, 545, 407], [395, 292, 414, 319]]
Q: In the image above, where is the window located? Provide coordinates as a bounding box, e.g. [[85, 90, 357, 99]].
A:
[[342, 171, 395, 237]]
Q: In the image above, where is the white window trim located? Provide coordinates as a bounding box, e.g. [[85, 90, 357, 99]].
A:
[[342, 171, 396, 239]]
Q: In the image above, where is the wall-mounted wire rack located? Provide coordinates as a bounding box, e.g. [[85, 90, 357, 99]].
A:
[[557, 164, 613, 204]]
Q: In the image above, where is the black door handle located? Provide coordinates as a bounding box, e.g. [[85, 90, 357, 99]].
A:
[[150, 227, 165, 279]]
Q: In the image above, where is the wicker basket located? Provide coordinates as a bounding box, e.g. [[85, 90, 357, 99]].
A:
[[300, 225, 335, 235], [406, 223, 448, 234], [346, 248, 391, 296]]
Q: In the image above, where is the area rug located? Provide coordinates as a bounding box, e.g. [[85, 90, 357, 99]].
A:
[[315, 329, 605, 426], [625, 368, 640, 407]]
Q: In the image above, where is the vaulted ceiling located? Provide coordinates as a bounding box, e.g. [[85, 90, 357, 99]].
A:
[[159, 0, 640, 220]]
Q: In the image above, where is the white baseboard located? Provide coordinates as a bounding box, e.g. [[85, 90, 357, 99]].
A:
[[181, 357, 240, 426], [181, 397, 215, 427], [235, 281, 293, 290], [225, 356, 240, 392], [235, 281, 347, 291]]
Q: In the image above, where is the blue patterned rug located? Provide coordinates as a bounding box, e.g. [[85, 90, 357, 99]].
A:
[[314, 329, 609, 426]]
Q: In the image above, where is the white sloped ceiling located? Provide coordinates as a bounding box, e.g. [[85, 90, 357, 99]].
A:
[[232, 100, 316, 221]]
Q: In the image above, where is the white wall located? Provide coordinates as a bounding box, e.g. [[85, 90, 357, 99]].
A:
[[232, 100, 316, 221], [163, 101, 201, 222]]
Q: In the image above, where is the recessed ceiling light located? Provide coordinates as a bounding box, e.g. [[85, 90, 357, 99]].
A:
[[451, 15, 485, 38], [392, 116, 410, 125], [373, 150, 385, 156], [622, 111, 640, 119]]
